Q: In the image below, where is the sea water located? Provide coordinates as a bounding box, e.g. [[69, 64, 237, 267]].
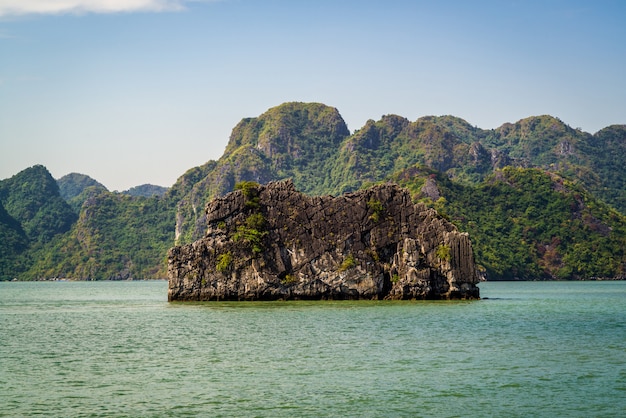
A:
[[1, 280, 625, 417]]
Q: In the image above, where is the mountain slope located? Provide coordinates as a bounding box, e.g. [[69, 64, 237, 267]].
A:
[[483, 117, 626, 212], [327, 114, 499, 193], [391, 166, 626, 280], [0, 200, 29, 280], [223, 102, 350, 190], [584, 124, 626, 211], [23, 191, 176, 280]]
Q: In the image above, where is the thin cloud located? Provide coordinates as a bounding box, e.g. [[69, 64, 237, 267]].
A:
[[0, 0, 215, 16]]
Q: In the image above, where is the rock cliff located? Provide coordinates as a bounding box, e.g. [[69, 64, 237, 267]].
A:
[[168, 180, 480, 301]]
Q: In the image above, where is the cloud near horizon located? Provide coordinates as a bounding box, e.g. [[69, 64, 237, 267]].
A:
[[0, 0, 214, 16]]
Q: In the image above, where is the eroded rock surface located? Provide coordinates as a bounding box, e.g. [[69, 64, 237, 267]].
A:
[[168, 180, 480, 301]]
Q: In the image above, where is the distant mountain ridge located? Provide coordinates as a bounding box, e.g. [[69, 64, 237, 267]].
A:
[[1, 102, 624, 281], [57, 173, 108, 201], [122, 184, 169, 198], [57, 172, 109, 213]]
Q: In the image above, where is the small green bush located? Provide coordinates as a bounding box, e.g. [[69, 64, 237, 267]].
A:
[[339, 254, 357, 271], [235, 181, 261, 209], [436, 244, 451, 262], [233, 213, 267, 254], [367, 199, 384, 222], [281, 274, 298, 285], [233, 227, 266, 254], [245, 212, 266, 230], [216, 252, 233, 273]]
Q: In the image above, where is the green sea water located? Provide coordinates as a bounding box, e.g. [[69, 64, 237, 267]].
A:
[[1, 280, 625, 417]]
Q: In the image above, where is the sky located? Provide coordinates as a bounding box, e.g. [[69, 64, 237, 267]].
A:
[[1, 0, 625, 191]]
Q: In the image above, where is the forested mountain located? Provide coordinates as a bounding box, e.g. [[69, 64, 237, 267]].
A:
[[1, 102, 624, 281], [391, 166, 625, 280], [0, 166, 78, 280], [0, 165, 77, 244], [24, 191, 175, 281], [484, 116, 626, 212], [585, 125, 626, 211]]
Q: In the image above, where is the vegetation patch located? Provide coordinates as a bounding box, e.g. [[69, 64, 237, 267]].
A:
[[235, 181, 261, 209], [281, 273, 298, 285], [436, 244, 451, 262], [367, 199, 384, 222], [339, 254, 357, 271], [216, 252, 233, 273], [233, 213, 267, 254], [366, 248, 380, 262]]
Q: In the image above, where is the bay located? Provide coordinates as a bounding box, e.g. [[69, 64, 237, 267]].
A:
[[1, 280, 625, 417]]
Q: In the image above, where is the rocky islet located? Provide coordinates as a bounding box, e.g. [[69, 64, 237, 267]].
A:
[[168, 180, 480, 301]]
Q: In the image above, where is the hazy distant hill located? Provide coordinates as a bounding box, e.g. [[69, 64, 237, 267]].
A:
[[57, 172, 109, 213], [1, 102, 624, 281], [57, 172, 108, 200], [122, 184, 169, 198]]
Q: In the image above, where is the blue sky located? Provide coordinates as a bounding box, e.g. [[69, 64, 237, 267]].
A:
[[1, 0, 625, 191]]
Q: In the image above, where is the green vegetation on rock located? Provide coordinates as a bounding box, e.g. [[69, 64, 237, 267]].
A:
[[216, 252, 233, 273], [339, 254, 357, 271], [367, 198, 384, 222], [57, 172, 108, 210], [0, 200, 28, 280], [436, 244, 451, 262]]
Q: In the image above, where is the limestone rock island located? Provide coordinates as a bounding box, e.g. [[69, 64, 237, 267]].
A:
[[167, 180, 480, 301]]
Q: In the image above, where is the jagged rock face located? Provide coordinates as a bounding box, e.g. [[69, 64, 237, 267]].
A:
[[168, 181, 480, 301]]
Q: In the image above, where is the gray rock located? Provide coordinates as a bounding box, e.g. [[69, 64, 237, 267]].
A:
[[168, 180, 480, 301]]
